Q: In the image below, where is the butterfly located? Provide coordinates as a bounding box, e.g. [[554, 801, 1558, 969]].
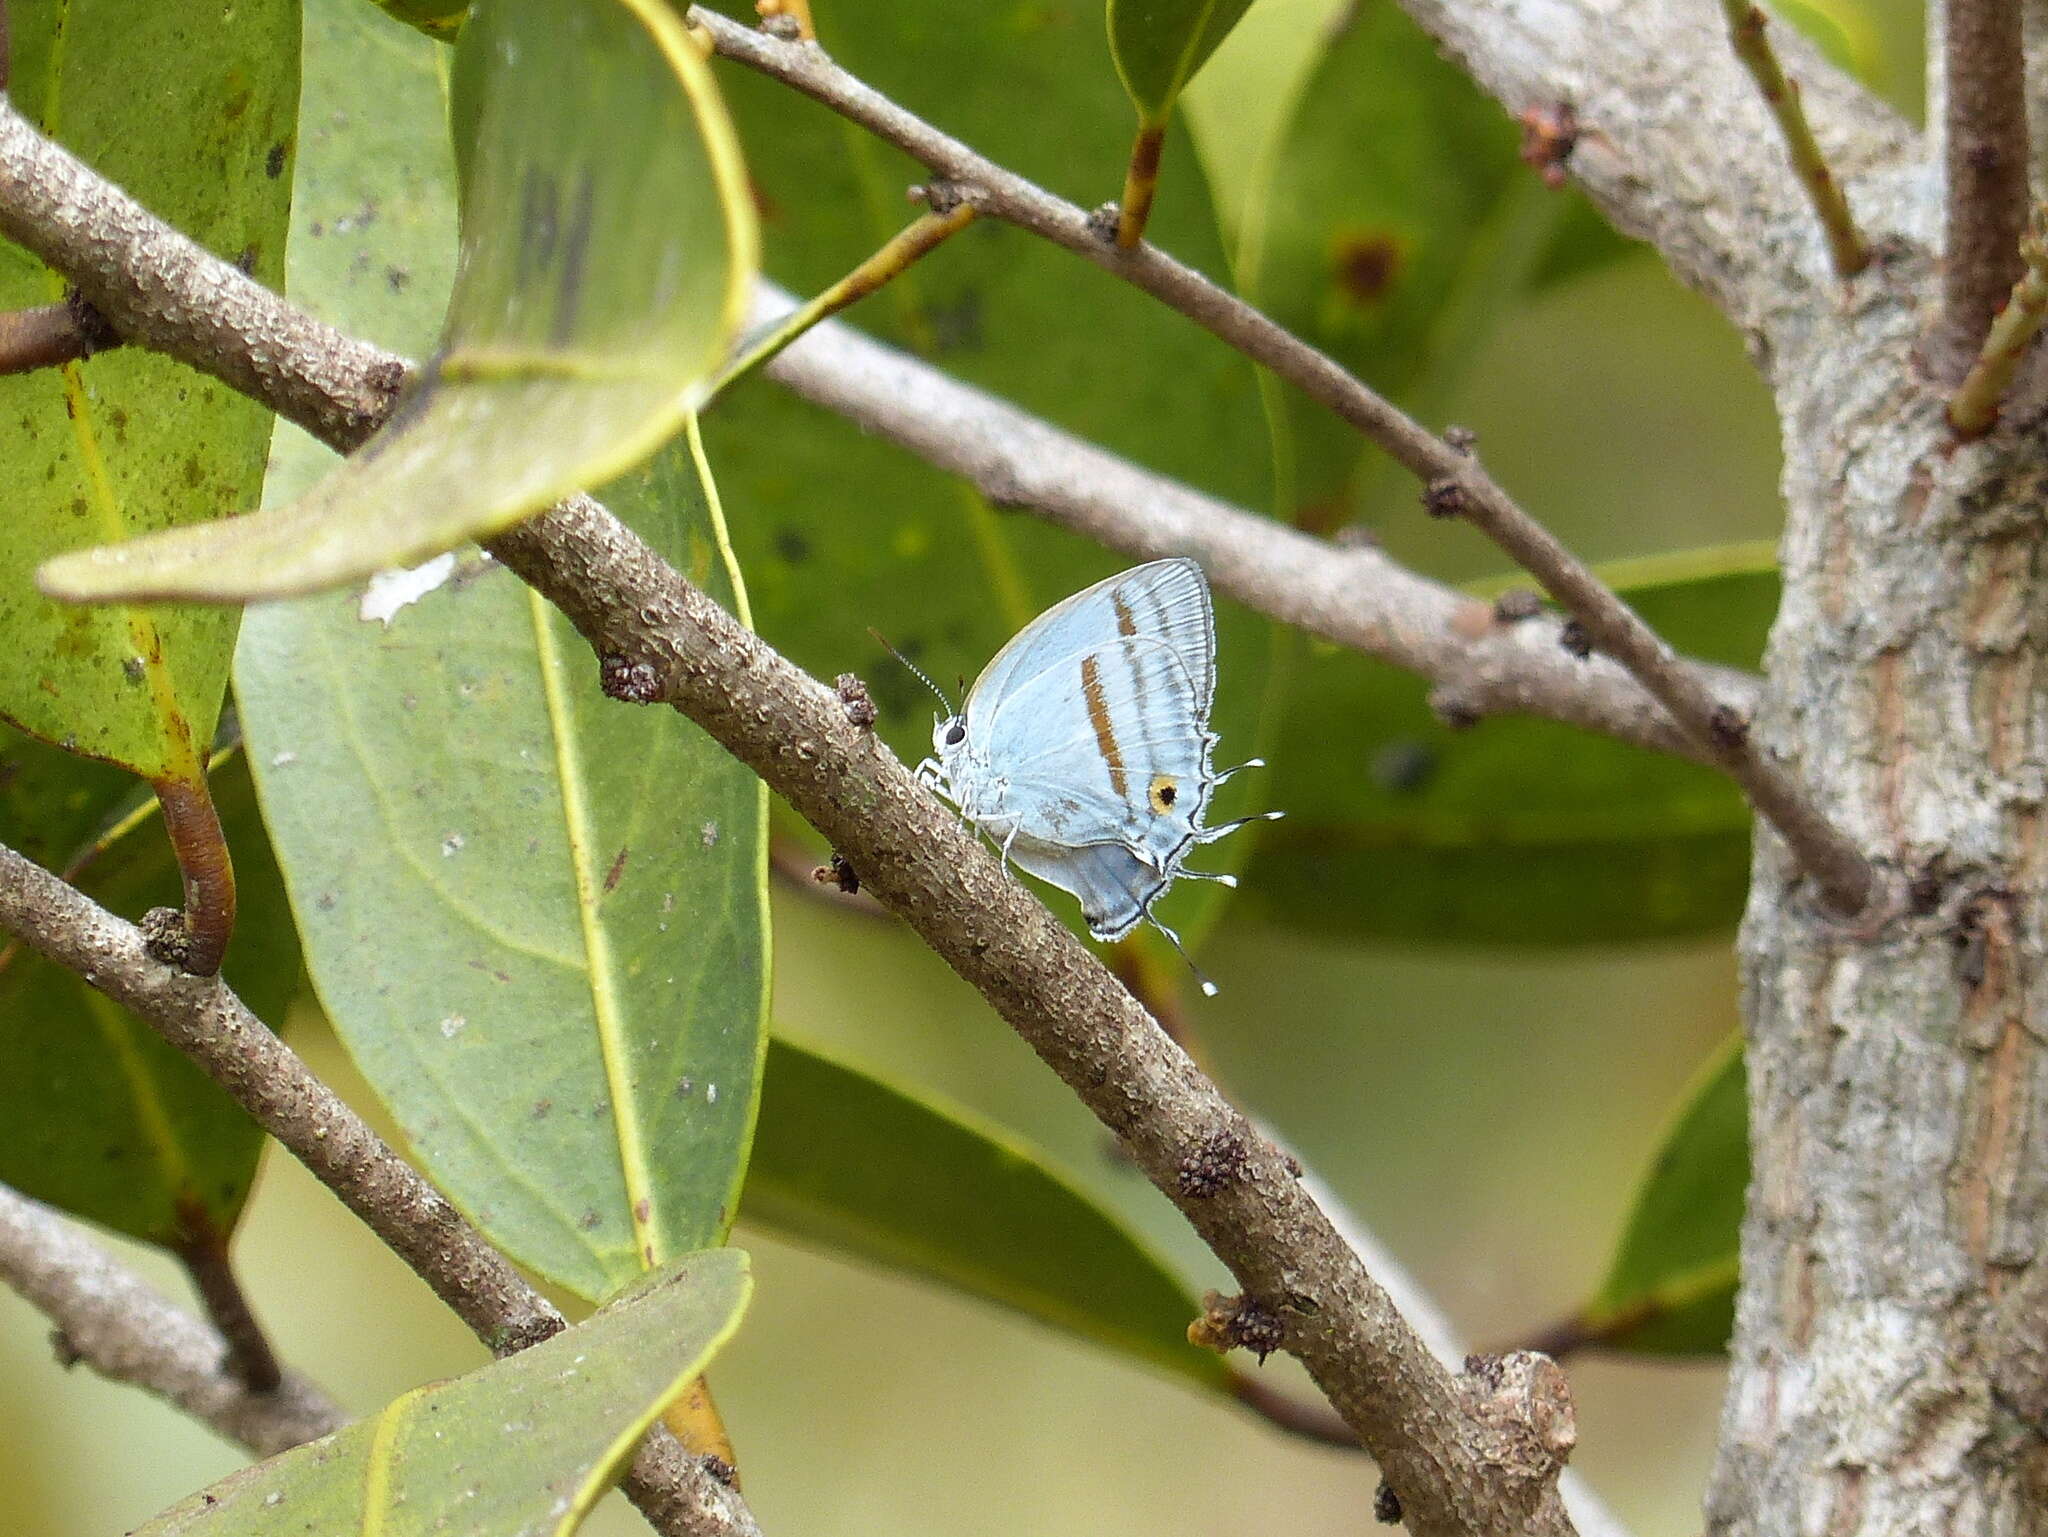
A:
[[902, 558, 1278, 995]]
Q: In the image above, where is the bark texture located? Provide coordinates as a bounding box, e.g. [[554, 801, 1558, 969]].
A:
[[1711, 215, 2048, 1537]]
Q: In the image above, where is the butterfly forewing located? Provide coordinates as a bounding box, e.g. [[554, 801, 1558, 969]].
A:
[[965, 558, 1216, 723]]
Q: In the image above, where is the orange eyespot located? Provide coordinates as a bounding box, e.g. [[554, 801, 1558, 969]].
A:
[[1148, 775, 1179, 814]]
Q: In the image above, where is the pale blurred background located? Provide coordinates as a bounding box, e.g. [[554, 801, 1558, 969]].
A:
[[2, 0, 1928, 1529]]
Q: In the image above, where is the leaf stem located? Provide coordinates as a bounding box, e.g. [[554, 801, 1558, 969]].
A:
[[171, 1203, 283, 1393], [1113, 119, 1166, 250], [0, 293, 116, 373], [1946, 207, 2048, 438], [152, 774, 236, 977], [712, 201, 976, 396], [1717, 0, 1868, 280]]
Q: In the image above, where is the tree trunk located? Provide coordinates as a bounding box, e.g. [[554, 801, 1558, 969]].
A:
[[1709, 260, 2048, 1531]]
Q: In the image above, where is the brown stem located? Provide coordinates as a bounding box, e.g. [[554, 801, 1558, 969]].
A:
[[1113, 120, 1166, 250], [171, 1201, 283, 1393], [0, 843, 762, 1537], [152, 774, 236, 977], [686, 11, 1876, 919], [0, 293, 117, 373], [1717, 0, 1868, 279], [1933, 0, 2029, 382], [1946, 206, 2048, 438]]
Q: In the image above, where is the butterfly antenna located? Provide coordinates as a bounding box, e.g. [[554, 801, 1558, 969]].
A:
[[1144, 910, 1218, 998], [868, 628, 956, 715]]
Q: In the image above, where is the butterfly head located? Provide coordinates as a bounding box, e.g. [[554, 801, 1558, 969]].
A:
[[932, 714, 969, 763]]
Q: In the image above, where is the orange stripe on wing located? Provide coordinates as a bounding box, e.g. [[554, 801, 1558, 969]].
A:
[[1111, 590, 1139, 637], [1080, 654, 1129, 798]]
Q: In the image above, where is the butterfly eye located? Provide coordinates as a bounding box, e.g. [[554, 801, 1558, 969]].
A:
[[944, 722, 966, 747]]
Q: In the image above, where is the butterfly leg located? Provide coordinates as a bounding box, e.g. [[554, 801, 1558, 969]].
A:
[[999, 824, 1021, 875], [914, 757, 944, 793]]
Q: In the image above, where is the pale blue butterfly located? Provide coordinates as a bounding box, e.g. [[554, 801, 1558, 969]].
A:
[[905, 558, 1278, 994]]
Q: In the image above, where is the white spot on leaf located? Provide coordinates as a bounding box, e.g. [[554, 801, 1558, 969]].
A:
[[359, 551, 457, 627]]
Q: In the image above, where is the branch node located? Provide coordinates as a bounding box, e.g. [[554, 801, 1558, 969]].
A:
[[1946, 206, 2048, 439], [1516, 101, 1579, 190], [599, 653, 664, 704], [138, 905, 193, 970], [49, 1328, 81, 1368], [813, 852, 861, 893], [1085, 201, 1122, 245], [61, 285, 118, 353], [1176, 1127, 1251, 1199], [1373, 1480, 1403, 1524], [1708, 701, 1751, 749], [1428, 685, 1483, 730], [834, 672, 877, 728], [1422, 476, 1467, 519], [1189, 1291, 1287, 1363], [1558, 620, 1593, 659], [1442, 424, 1478, 454], [1459, 1350, 1578, 1483]]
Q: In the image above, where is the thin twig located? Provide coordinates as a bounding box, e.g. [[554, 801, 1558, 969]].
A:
[[171, 1205, 283, 1393], [0, 89, 1751, 772], [0, 844, 761, 1537], [1716, 0, 1868, 279], [755, 286, 1761, 765], [713, 200, 975, 394], [0, 1181, 342, 1456], [0, 91, 1584, 1537], [1947, 208, 2048, 437], [0, 293, 117, 373], [1933, 0, 2029, 381], [681, 21, 1874, 913]]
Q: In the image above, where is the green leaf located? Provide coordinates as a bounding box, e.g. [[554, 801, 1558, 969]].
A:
[[1108, 0, 1259, 123], [40, 0, 756, 605], [0, 0, 296, 776], [1582, 1034, 1745, 1354], [137, 1248, 752, 1536], [235, 0, 769, 1302], [747, 1037, 1225, 1390], [0, 734, 297, 1246], [1247, 554, 1778, 943], [701, 0, 1277, 950], [362, 0, 469, 39]]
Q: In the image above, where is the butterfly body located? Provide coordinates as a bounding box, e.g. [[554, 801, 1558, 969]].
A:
[[915, 558, 1276, 985]]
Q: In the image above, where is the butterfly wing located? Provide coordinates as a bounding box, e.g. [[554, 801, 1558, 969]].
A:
[[1006, 837, 1165, 942], [965, 558, 1215, 726], [974, 633, 1217, 864]]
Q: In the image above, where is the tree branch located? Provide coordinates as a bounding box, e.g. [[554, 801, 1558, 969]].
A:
[[755, 286, 1759, 764], [682, 19, 1874, 915], [0, 845, 761, 1537], [1933, 0, 2029, 382], [0, 1182, 342, 1457], [0, 97, 1584, 1537], [489, 494, 1579, 1537]]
